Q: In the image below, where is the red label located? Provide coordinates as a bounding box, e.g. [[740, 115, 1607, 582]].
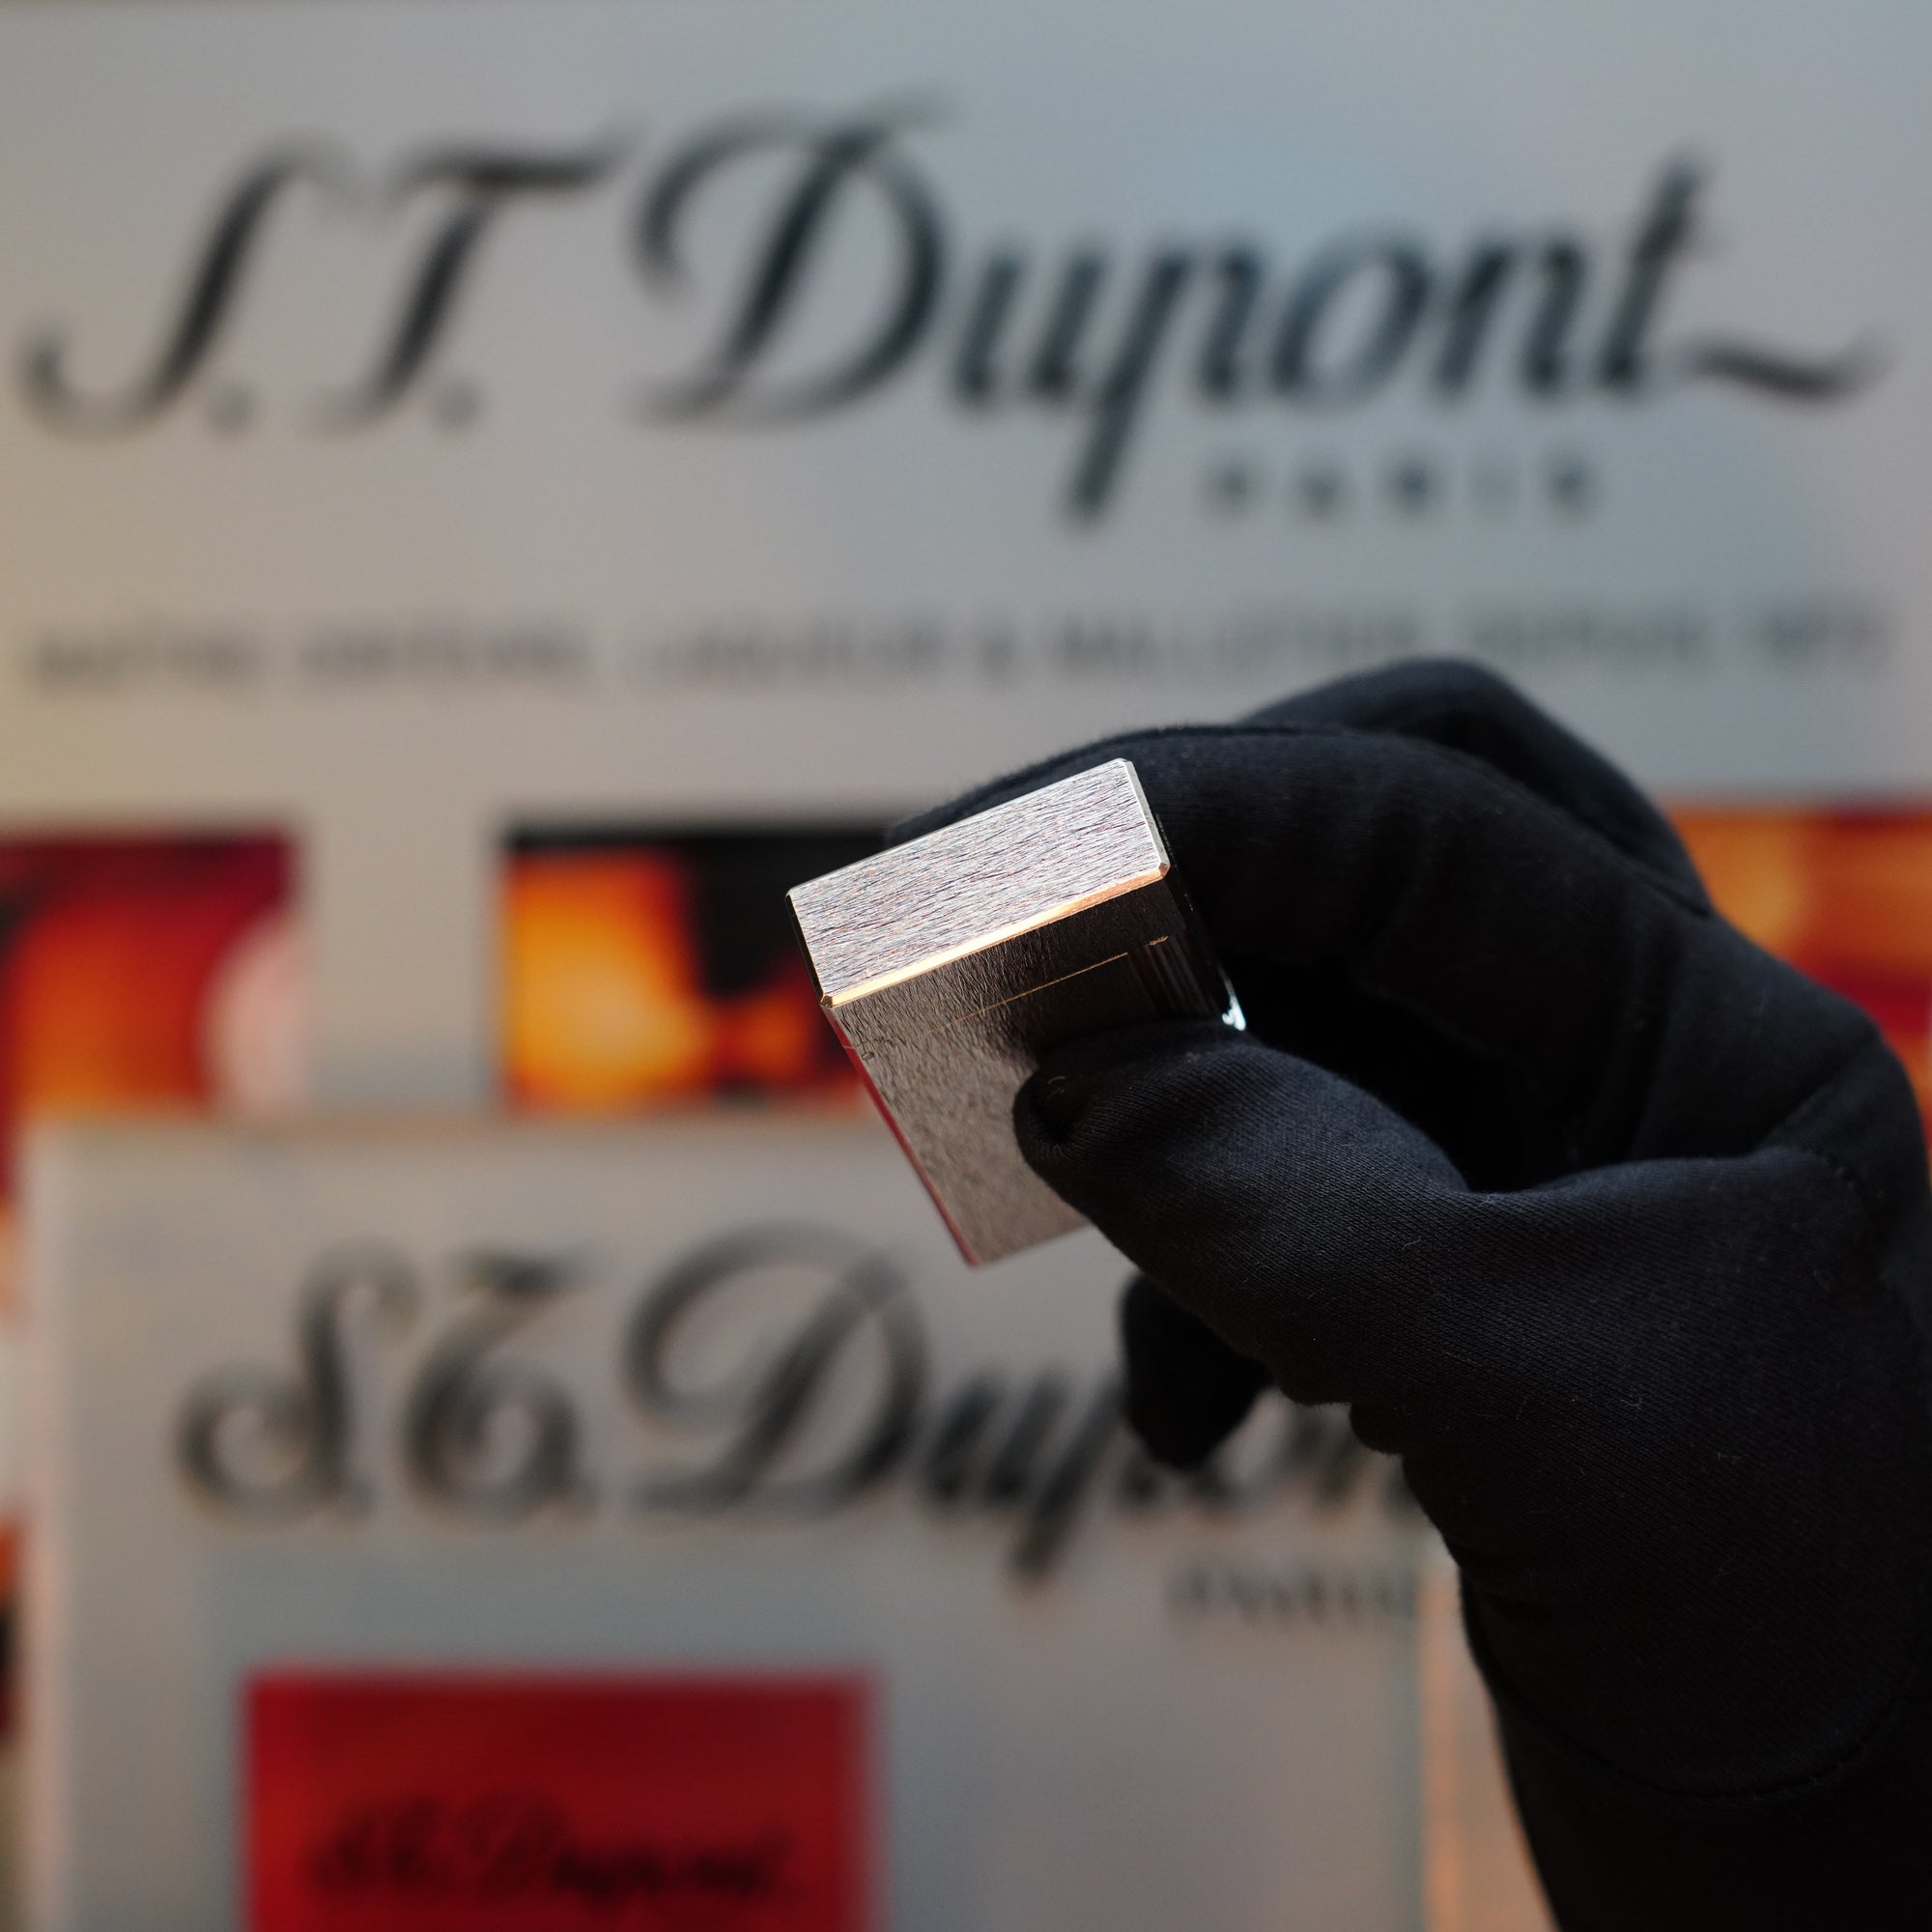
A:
[[246, 1672, 871, 1932]]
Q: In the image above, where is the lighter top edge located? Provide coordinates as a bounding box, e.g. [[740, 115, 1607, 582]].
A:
[[788, 759, 1169, 1006]]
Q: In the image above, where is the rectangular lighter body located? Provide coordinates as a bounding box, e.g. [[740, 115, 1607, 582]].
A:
[[787, 759, 1239, 1265]]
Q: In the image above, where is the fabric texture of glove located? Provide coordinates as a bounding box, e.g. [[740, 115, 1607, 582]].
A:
[[894, 662, 1932, 1931]]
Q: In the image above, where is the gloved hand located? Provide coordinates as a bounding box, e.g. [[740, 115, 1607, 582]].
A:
[[896, 662, 1932, 1931]]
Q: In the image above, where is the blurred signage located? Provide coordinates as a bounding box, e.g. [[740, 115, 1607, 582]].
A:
[[14, 136, 1876, 525], [247, 1673, 869, 1932], [0, 0, 1927, 1102], [25, 1116, 1423, 1931], [168, 1223, 1390, 1579]]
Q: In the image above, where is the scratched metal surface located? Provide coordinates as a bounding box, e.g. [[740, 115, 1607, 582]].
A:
[[843, 887, 1218, 1262], [790, 766, 1236, 1264], [787, 758, 1167, 1002]]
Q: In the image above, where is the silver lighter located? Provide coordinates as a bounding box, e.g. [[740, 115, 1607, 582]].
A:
[[787, 758, 1241, 1264]]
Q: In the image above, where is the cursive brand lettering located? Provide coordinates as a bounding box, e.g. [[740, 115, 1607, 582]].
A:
[[326, 136, 630, 424], [17, 106, 1883, 519], [632, 123, 1880, 514], [401, 1251, 589, 1519], [173, 1220, 1429, 1576], [636, 102, 945, 421], [309, 1794, 791, 1916], [178, 1242, 416, 1519], [627, 1222, 926, 1513], [22, 145, 350, 432]]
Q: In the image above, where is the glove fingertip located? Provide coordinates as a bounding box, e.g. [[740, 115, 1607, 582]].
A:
[[1120, 1273, 1270, 1470], [1017, 1017, 1238, 1141]]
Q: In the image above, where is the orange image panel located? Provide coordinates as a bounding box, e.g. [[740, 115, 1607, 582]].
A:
[[502, 831, 874, 1111], [0, 835, 298, 1196], [1674, 808, 1932, 1117]]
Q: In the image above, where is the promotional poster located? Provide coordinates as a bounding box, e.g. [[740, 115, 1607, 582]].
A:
[[26, 1117, 1422, 1931]]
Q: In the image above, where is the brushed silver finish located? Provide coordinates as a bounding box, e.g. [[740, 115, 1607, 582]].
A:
[[789, 759, 1238, 1264]]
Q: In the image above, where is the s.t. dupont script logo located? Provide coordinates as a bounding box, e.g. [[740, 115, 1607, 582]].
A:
[[173, 1224, 1406, 1582], [20, 102, 1882, 519]]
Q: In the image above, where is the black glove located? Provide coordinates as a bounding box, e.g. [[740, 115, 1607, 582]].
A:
[[896, 662, 1932, 1931]]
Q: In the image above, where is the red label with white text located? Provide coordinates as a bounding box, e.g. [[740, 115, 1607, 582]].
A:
[[246, 1673, 871, 1932]]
